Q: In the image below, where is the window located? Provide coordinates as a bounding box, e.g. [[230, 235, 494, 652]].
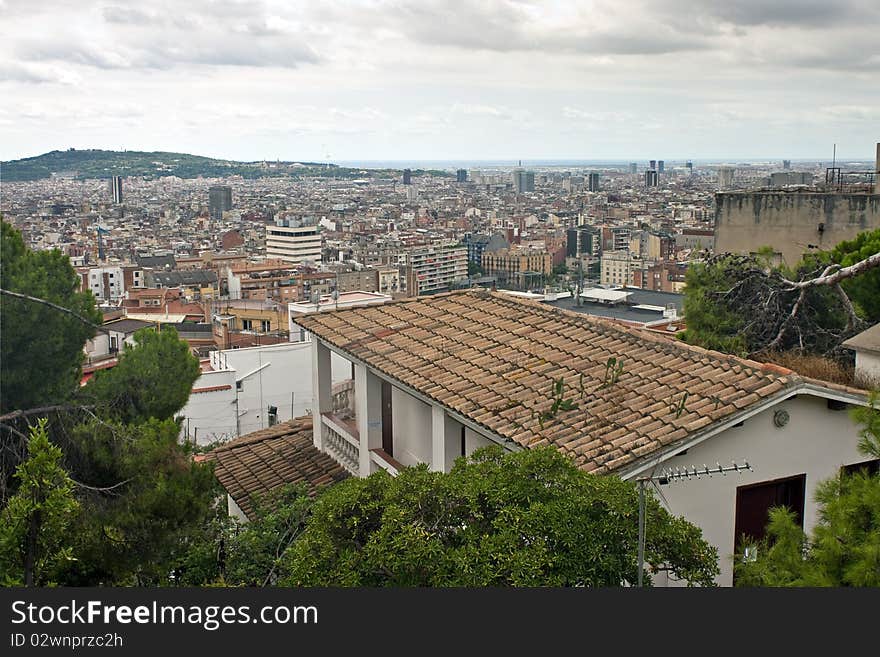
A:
[[241, 319, 253, 331], [735, 474, 806, 554], [261, 320, 271, 332], [841, 459, 880, 477]]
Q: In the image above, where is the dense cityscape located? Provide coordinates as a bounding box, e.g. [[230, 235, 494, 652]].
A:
[[1, 4, 878, 632]]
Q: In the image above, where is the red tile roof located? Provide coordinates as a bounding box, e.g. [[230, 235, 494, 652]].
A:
[[203, 416, 349, 519], [292, 289, 867, 475]]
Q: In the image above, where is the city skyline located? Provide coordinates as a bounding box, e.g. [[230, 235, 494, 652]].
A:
[[1, 0, 878, 162]]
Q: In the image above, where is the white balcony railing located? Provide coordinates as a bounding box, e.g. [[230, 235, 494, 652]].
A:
[[322, 412, 359, 475]]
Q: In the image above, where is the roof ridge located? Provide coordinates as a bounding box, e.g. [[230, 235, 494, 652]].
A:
[[208, 416, 312, 453], [485, 290, 793, 378]]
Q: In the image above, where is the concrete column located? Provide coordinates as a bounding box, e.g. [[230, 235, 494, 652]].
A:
[[431, 405, 461, 473], [355, 364, 382, 476], [311, 338, 332, 450]]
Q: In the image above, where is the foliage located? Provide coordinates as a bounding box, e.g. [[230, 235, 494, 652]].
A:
[[681, 233, 877, 357], [0, 149, 452, 182], [0, 419, 80, 586], [280, 446, 719, 587], [1, 220, 101, 413], [680, 256, 750, 355], [467, 261, 484, 277], [53, 418, 218, 585], [735, 393, 880, 586], [173, 484, 314, 586], [80, 326, 200, 424], [827, 228, 880, 323]]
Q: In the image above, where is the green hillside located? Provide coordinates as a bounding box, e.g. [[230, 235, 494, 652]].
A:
[[0, 149, 450, 181]]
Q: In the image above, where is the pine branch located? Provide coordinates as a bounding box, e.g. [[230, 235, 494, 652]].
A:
[[0, 288, 104, 332]]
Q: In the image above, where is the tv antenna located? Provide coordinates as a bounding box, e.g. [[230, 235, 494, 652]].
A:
[[635, 459, 752, 587]]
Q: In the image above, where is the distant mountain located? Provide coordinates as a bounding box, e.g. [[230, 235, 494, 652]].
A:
[[0, 149, 450, 181]]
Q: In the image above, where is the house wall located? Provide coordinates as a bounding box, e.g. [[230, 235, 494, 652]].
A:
[[855, 351, 880, 385], [391, 387, 432, 467], [653, 394, 866, 587], [179, 369, 238, 445], [219, 342, 350, 436], [181, 343, 349, 445]]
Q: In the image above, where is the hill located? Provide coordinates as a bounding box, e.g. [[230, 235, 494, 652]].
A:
[[0, 149, 451, 181]]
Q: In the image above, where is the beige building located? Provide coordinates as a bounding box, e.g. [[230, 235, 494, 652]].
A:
[[714, 191, 880, 266], [481, 249, 551, 289]]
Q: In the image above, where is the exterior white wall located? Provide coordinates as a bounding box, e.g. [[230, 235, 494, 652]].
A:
[[465, 427, 494, 456], [178, 369, 238, 445], [181, 342, 350, 445], [84, 333, 110, 361], [653, 394, 867, 587], [222, 342, 350, 436], [390, 387, 433, 467], [855, 351, 880, 385], [227, 495, 248, 523]]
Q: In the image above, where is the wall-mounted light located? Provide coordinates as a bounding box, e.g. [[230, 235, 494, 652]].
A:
[[773, 409, 790, 428]]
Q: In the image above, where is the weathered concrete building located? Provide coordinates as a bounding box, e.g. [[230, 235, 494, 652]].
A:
[[714, 191, 880, 265]]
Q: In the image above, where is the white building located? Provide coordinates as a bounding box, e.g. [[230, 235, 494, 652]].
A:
[[600, 251, 643, 287], [178, 341, 352, 446], [292, 289, 873, 586], [265, 217, 322, 265]]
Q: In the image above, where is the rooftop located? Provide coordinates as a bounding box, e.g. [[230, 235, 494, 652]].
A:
[[203, 416, 349, 520], [293, 289, 866, 476], [843, 322, 880, 355]]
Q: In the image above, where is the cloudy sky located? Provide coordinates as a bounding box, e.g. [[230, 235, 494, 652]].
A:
[[1, 0, 878, 162]]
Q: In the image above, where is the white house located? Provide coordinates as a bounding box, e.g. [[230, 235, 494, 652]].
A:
[[291, 289, 874, 586], [843, 322, 880, 388], [179, 341, 351, 446]]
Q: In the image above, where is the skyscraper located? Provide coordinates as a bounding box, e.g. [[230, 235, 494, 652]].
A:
[[109, 176, 123, 204], [629, 163, 638, 174], [587, 173, 600, 192], [513, 169, 535, 193], [402, 169, 412, 185], [686, 161, 693, 174], [649, 160, 657, 171], [208, 185, 233, 220], [456, 169, 468, 183], [658, 160, 665, 173], [645, 171, 659, 187]]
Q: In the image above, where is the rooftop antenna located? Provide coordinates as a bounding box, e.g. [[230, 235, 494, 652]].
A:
[[635, 459, 752, 587]]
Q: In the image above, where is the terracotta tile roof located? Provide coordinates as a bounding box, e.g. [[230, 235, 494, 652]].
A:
[[203, 416, 349, 520], [292, 289, 866, 475]]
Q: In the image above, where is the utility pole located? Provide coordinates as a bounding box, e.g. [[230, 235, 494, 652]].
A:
[[635, 460, 751, 587]]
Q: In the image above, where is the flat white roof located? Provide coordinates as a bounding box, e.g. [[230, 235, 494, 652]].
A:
[[580, 288, 631, 303], [288, 291, 392, 313], [632, 304, 666, 312], [124, 313, 188, 323]]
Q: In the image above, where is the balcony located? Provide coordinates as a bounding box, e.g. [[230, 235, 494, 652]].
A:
[[322, 411, 359, 475]]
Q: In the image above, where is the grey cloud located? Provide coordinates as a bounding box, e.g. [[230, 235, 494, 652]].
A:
[[17, 32, 320, 70], [0, 63, 68, 84], [384, 0, 710, 55], [683, 0, 878, 28]]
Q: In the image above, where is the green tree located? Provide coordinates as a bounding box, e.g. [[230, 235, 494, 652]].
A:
[[1, 220, 101, 413], [0, 419, 80, 586], [735, 393, 880, 586], [680, 256, 750, 355], [80, 326, 200, 424], [55, 417, 218, 585], [827, 228, 880, 323], [173, 484, 313, 586], [467, 261, 483, 277], [280, 446, 719, 587]]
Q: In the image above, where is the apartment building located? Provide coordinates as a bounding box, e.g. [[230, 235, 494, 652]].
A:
[[400, 243, 468, 296], [266, 216, 323, 265], [481, 248, 552, 289]]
